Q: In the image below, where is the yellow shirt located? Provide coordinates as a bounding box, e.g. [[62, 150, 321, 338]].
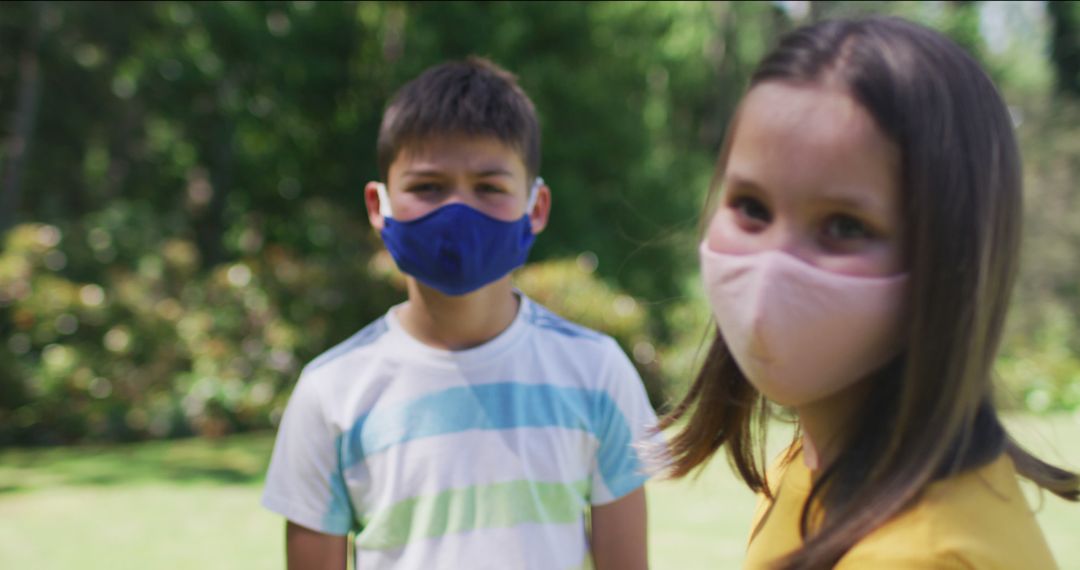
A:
[[745, 450, 1058, 569]]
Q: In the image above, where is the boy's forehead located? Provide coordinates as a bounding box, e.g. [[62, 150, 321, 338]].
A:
[[390, 134, 528, 178]]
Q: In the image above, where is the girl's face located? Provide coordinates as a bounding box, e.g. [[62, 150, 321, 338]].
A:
[[706, 82, 905, 277]]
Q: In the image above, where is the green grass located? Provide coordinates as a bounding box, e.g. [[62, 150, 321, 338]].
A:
[[1, 415, 1077, 569], [0, 434, 281, 570]]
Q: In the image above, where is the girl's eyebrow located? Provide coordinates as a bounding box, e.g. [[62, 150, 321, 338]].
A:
[[817, 194, 875, 211], [815, 190, 891, 218], [724, 173, 767, 195]]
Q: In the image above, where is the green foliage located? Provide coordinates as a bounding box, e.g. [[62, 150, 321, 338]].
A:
[[0, 217, 673, 443], [997, 94, 1080, 413], [1049, 0, 1080, 96], [0, 0, 770, 443], [1, 1, 1080, 443], [0, 207, 401, 445], [999, 311, 1080, 413]]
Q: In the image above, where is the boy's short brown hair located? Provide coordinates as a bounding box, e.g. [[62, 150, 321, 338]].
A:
[[376, 57, 541, 182]]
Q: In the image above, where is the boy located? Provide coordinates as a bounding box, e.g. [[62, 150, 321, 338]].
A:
[[262, 57, 657, 570]]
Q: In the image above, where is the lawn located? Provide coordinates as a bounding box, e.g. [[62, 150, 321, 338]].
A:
[[1, 414, 1077, 569]]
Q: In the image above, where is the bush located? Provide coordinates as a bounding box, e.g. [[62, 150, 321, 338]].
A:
[[998, 308, 1080, 413], [0, 215, 672, 444], [0, 200, 401, 445]]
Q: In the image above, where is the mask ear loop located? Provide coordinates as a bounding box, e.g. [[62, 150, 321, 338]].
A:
[[375, 183, 393, 218], [380, 178, 542, 219], [525, 177, 544, 214]]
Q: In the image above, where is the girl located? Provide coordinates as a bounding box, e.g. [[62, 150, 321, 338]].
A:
[[661, 16, 1079, 569]]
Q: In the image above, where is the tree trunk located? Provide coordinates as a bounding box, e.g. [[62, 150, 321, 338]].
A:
[[1049, 0, 1080, 97], [194, 75, 237, 269], [1, 2, 47, 234]]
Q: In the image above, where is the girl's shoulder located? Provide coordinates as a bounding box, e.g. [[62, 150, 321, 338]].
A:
[[838, 454, 1058, 569]]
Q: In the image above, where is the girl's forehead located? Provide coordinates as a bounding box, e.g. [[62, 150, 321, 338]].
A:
[[725, 82, 901, 210], [735, 83, 890, 163]]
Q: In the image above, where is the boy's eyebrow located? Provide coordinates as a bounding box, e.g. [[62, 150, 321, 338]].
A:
[[474, 168, 515, 178], [401, 168, 515, 178], [402, 168, 446, 177]]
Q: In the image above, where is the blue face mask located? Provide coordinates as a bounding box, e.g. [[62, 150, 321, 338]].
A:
[[375, 178, 542, 296]]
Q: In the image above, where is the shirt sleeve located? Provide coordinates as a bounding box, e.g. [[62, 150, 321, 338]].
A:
[[261, 371, 355, 535], [589, 337, 664, 505]]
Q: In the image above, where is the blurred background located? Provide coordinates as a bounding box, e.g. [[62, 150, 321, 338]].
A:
[[0, 1, 1077, 568]]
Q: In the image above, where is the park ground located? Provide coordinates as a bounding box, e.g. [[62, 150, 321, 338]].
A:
[[0, 414, 1077, 569]]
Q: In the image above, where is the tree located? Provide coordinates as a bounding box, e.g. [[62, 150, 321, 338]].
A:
[[1048, 0, 1080, 97], [0, 2, 45, 233]]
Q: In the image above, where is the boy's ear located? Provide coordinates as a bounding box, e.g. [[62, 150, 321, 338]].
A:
[[364, 181, 386, 231], [528, 182, 552, 234]]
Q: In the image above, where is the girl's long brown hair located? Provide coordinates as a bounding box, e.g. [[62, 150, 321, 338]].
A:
[[660, 16, 1079, 569]]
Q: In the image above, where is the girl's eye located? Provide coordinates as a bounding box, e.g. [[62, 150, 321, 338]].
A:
[[823, 214, 873, 241], [731, 196, 771, 224]]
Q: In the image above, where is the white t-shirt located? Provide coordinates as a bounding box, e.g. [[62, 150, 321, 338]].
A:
[[261, 294, 659, 569]]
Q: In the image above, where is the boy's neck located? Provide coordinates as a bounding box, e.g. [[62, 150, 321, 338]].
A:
[[396, 277, 521, 351]]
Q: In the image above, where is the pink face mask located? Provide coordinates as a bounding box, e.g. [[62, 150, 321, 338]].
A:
[[699, 241, 908, 408]]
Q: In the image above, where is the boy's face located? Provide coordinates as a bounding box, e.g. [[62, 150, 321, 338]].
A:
[[365, 134, 550, 234]]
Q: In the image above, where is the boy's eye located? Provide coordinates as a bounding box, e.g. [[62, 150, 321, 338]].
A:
[[476, 183, 506, 194], [731, 196, 771, 224], [407, 183, 442, 193], [822, 214, 872, 241]]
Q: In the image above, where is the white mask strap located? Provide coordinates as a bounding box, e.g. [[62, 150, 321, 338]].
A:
[[526, 177, 544, 214], [378, 177, 543, 219], [375, 182, 393, 218]]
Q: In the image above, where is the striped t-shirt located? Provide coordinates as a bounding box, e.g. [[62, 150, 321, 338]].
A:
[[261, 294, 659, 569]]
